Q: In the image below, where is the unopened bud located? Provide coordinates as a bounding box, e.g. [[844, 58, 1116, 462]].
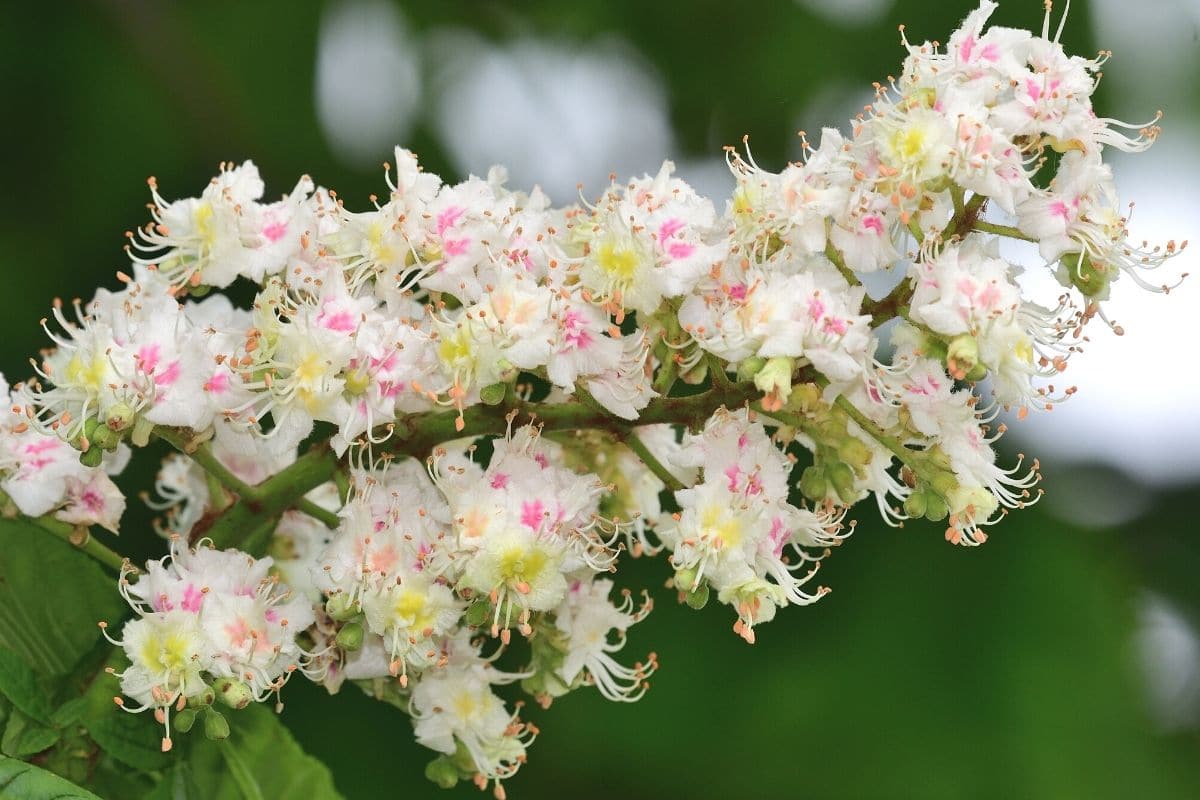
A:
[[673, 567, 699, 593], [753, 357, 794, 409], [924, 492, 949, 522], [89, 423, 122, 452], [213, 677, 253, 710], [188, 687, 216, 708], [335, 622, 365, 651], [79, 446, 105, 468], [828, 462, 858, 504], [684, 582, 710, 610], [836, 437, 872, 471], [425, 756, 460, 789], [105, 403, 136, 432], [799, 466, 828, 502], [902, 491, 927, 519], [326, 593, 359, 621], [480, 382, 507, 406], [173, 708, 197, 733], [945, 335, 980, 381], [465, 600, 490, 627], [203, 709, 230, 740], [736, 356, 767, 383]]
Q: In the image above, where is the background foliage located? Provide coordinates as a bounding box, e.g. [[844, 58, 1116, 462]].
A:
[[1, 1, 1198, 797]]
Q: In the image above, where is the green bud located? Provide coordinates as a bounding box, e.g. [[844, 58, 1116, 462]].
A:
[[82, 417, 102, 440], [736, 356, 767, 383], [105, 403, 136, 432], [799, 466, 828, 502], [684, 582, 710, 610], [89, 423, 121, 452], [902, 491, 928, 519], [335, 622, 365, 651], [188, 687, 216, 708], [965, 361, 988, 382], [130, 417, 155, 448], [945, 334, 980, 381], [173, 708, 197, 734], [203, 709, 230, 741], [213, 677, 254, 711], [673, 567, 699, 593], [78, 446, 104, 468], [1064, 251, 1114, 298], [790, 383, 823, 413], [188, 284, 212, 298], [464, 599, 490, 627], [753, 357, 795, 406], [424, 757, 460, 790], [924, 493, 949, 522], [836, 437, 872, 471], [325, 593, 359, 621], [479, 382, 507, 406], [828, 462, 858, 504], [920, 334, 948, 363]]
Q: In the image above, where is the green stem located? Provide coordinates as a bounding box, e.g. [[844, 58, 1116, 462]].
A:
[[156, 428, 260, 500], [295, 497, 340, 529], [622, 431, 685, 492], [28, 515, 126, 572], [971, 220, 1035, 241]]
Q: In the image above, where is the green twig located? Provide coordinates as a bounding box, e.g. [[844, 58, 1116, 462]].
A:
[[971, 220, 1035, 241], [27, 514, 126, 572], [622, 431, 685, 492]]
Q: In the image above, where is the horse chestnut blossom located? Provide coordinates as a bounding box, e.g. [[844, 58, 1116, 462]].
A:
[[3, 3, 1187, 795]]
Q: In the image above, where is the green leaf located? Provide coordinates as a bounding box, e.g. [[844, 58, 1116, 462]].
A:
[[184, 704, 343, 800], [0, 520, 125, 677], [1, 708, 60, 757], [0, 646, 53, 724], [0, 754, 102, 799], [78, 654, 169, 773]]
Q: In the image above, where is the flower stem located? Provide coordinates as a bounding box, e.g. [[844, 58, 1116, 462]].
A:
[[622, 430, 685, 492]]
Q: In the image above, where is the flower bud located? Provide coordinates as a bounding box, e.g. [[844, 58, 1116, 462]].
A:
[[828, 462, 858, 504], [945, 335, 980, 381], [753, 357, 794, 410], [79, 446, 105, 468], [924, 493, 949, 522], [203, 709, 230, 741], [836, 437, 872, 471], [673, 567, 699, 593], [105, 403, 136, 433], [188, 686, 216, 708], [326, 593, 359, 621], [173, 708, 197, 733], [464, 599, 491, 627], [89, 423, 122, 452], [335, 622, 365, 651], [425, 757, 460, 790], [736, 356, 766, 383], [213, 677, 254, 710], [902, 491, 928, 519], [684, 582, 710, 610], [799, 466, 828, 502], [479, 382, 507, 406]]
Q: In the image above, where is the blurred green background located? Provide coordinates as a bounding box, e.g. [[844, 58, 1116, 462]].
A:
[[3, 0, 1199, 797]]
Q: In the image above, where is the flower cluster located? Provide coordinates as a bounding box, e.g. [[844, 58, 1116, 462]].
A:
[[5, 2, 1184, 793], [102, 540, 315, 752]]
